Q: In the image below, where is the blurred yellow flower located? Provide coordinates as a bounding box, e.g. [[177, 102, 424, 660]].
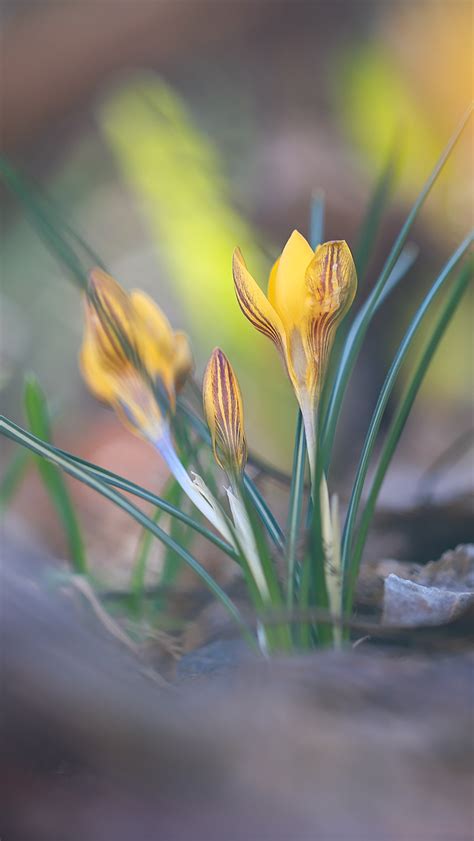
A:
[[203, 348, 247, 475], [80, 268, 192, 442], [232, 232, 357, 462]]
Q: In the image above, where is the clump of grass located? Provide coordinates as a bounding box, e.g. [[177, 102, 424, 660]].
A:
[[1, 105, 472, 654]]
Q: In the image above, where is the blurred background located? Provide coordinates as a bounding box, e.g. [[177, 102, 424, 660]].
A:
[[1, 0, 473, 583]]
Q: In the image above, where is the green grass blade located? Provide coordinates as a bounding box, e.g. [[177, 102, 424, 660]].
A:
[[346, 258, 473, 613], [157, 483, 192, 605], [310, 191, 325, 249], [0, 159, 90, 289], [23, 375, 87, 574], [2, 414, 237, 560], [354, 151, 396, 283], [341, 233, 473, 585], [0, 415, 254, 644], [285, 411, 307, 609], [129, 477, 174, 616], [373, 243, 419, 312], [0, 448, 30, 509], [321, 106, 472, 470]]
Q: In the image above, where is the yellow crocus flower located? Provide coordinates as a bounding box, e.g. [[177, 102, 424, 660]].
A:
[[232, 231, 357, 465], [203, 348, 247, 475], [80, 268, 192, 442]]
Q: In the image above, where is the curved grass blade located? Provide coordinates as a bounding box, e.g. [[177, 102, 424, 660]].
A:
[[346, 258, 473, 614], [321, 106, 472, 470], [56, 449, 238, 561], [129, 477, 175, 616], [354, 151, 397, 283], [0, 159, 90, 289], [1, 415, 238, 562], [341, 233, 473, 586], [23, 375, 87, 574], [0, 415, 254, 645]]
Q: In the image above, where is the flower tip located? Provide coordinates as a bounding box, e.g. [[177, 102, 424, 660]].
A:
[[203, 348, 247, 474], [232, 246, 245, 268]]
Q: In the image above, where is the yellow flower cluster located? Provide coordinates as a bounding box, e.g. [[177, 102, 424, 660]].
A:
[[80, 232, 356, 471]]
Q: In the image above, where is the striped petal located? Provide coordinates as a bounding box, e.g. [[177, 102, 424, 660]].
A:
[[303, 240, 357, 389], [80, 314, 118, 403], [232, 248, 286, 354], [87, 268, 136, 364], [172, 330, 194, 389], [203, 348, 247, 474]]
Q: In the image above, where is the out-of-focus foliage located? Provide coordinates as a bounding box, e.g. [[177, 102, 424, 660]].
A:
[[336, 2, 473, 405], [338, 3, 472, 229], [99, 76, 296, 463]]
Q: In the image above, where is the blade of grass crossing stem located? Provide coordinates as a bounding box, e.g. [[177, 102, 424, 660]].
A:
[[346, 259, 473, 615], [2, 414, 238, 567], [299, 193, 333, 646], [0, 448, 30, 509], [321, 106, 472, 471], [285, 411, 307, 609], [23, 376, 87, 574], [0, 415, 255, 646], [341, 232, 473, 588], [299, 412, 333, 648], [48, 439, 238, 561]]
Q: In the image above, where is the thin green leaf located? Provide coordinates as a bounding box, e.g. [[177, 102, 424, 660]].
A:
[[0, 159, 90, 289], [321, 106, 472, 470], [23, 375, 87, 574], [0, 415, 255, 645], [285, 411, 307, 609], [129, 479, 174, 616], [0, 448, 30, 509], [157, 482, 190, 606], [354, 150, 397, 283], [310, 191, 325, 249], [346, 258, 473, 614], [341, 233, 473, 585]]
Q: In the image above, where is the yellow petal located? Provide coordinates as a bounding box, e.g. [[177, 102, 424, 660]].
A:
[[303, 240, 357, 388], [232, 247, 286, 353], [203, 348, 247, 473], [113, 372, 165, 442], [79, 320, 118, 403], [267, 230, 314, 329], [172, 330, 194, 389], [80, 327, 164, 440], [305, 240, 357, 319], [87, 268, 136, 363], [130, 290, 176, 359]]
